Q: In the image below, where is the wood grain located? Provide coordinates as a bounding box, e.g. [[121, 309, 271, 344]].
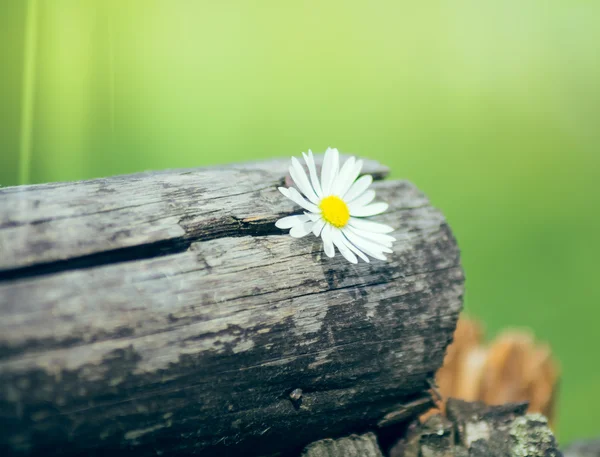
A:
[[0, 157, 463, 456]]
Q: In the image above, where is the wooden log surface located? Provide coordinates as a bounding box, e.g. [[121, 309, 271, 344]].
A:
[[0, 156, 464, 456]]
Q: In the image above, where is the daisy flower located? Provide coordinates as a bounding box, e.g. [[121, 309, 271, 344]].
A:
[[275, 147, 395, 263]]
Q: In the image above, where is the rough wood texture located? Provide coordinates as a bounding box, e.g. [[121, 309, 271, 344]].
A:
[[0, 156, 464, 456], [390, 399, 562, 457], [301, 432, 384, 457]]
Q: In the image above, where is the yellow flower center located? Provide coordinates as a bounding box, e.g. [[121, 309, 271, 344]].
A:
[[319, 195, 350, 228]]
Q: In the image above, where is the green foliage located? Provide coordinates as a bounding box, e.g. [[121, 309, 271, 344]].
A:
[[1, 0, 600, 442]]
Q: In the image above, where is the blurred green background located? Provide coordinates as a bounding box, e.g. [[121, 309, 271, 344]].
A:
[[1, 0, 599, 444]]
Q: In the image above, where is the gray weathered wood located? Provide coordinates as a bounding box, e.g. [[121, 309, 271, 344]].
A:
[[0, 157, 464, 456], [390, 399, 562, 457], [302, 432, 384, 457]]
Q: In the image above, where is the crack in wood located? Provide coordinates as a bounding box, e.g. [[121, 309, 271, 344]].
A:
[[0, 238, 190, 282]]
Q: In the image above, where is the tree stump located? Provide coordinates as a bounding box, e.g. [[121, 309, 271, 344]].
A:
[[389, 399, 562, 457], [0, 157, 464, 456], [301, 432, 384, 457]]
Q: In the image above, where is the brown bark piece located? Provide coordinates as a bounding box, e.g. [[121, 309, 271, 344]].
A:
[[424, 317, 559, 426]]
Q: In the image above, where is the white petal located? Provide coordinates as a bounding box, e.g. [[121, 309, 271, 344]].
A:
[[343, 228, 391, 261], [340, 231, 370, 263], [350, 202, 389, 217], [331, 228, 358, 264], [349, 217, 395, 234], [304, 150, 323, 198], [331, 156, 355, 196], [335, 158, 363, 197], [312, 218, 326, 237], [275, 214, 310, 229], [330, 148, 340, 176], [278, 187, 320, 213], [305, 212, 321, 222], [290, 221, 314, 238], [321, 224, 336, 258], [320, 147, 339, 196], [347, 190, 375, 211], [303, 150, 323, 198], [343, 174, 373, 202], [348, 231, 392, 253], [345, 225, 395, 247], [290, 157, 319, 204], [320, 148, 334, 195]]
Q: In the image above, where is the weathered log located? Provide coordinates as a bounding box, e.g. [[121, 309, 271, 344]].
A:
[[0, 156, 464, 456]]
